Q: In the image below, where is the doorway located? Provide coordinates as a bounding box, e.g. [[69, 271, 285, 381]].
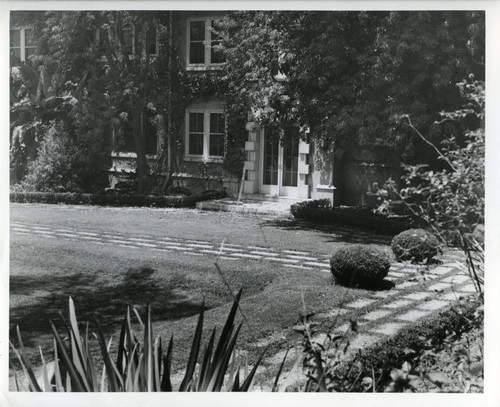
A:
[[260, 129, 299, 197]]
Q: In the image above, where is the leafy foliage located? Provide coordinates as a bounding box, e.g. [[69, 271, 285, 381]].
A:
[[290, 200, 410, 234], [377, 78, 484, 292], [391, 229, 441, 264], [10, 291, 265, 392], [299, 295, 482, 392], [218, 11, 484, 157], [329, 245, 390, 287]]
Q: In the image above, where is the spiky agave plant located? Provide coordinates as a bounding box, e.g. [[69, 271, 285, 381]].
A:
[[10, 289, 265, 391]]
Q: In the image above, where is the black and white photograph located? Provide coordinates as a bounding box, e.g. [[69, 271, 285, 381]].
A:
[[2, 1, 499, 406]]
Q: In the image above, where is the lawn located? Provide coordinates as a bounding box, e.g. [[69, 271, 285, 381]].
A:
[[9, 205, 391, 384]]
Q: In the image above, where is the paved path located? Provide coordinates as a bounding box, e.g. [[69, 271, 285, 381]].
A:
[[252, 249, 476, 390]]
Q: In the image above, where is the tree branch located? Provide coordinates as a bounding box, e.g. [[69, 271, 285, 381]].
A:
[[402, 115, 458, 172]]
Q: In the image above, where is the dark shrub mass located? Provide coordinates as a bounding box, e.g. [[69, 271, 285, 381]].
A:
[[391, 228, 441, 263], [330, 245, 390, 288], [290, 200, 410, 235]]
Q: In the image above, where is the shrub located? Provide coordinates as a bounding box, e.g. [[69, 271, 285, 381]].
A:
[[21, 121, 108, 193], [290, 199, 332, 217], [329, 245, 390, 287], [291, 200, 410, 235], [391, 229, 441, 263]]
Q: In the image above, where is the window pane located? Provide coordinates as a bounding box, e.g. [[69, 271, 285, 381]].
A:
[[25, 48, 36, 59], [282, 132, 299, 187], [115, 122, 135, 152], [10, 30, 20, 48], [122, 26, 133, 54], [24, 29, 36, 47], [190, 21, 205, 41], [146, 27, 157, 55], [189, 112, 204, 133], [210, 43, 225, 64], [10, 48, 21, 62], [210, 113, 225, 134], [210, 20, 225, 64], [188, 112, 204, 155], [263, 134, 279, 185], [189, 43, 205, 64], [209, 133, 224, 157], [189, 133, 204, 155]]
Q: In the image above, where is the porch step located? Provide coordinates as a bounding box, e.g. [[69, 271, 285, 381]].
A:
[[196, 198, 300, 216]]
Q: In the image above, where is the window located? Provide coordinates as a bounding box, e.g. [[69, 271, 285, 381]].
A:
[[185, 108, 226, 161], [97, 25, 157, 58], [10, 27, 36, 64], [146, 27, 158, 56], [122, 25, 134, 54], [187, 17, 225, 68], [111, 111, 158, 156]]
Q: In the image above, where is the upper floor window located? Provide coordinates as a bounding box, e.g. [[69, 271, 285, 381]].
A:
[[10, 27, 36, 64], [98, 24, 157, 58], [187, 17, 225, 69], [185, 104, 226, 162], [122, 25, 134, 54]]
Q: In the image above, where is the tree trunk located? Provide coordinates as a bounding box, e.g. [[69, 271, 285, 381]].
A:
[[132, 107, 150, 194]]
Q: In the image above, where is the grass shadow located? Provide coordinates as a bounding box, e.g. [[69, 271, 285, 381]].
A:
[[10, 267, 209, 348], [261, 218, 393, 245]]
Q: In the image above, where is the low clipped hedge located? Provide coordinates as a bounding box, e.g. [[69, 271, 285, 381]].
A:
[[330, 245, 390, 287], [10, 190, 226, 208], [290, 200, 410, 235], [392, 228, 441, 263], [352, 296, 482, 389]]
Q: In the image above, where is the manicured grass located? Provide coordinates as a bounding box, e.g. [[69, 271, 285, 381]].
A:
[[10, 204, 392, 254], [9, 223, 372, 378], [9, 204, 404, 391]]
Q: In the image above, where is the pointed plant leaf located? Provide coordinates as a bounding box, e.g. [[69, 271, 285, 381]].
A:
[[208, 323, 242, 391], [231, 369, 240, 392], [39, 346, 52, 391], [13, 326, 42, 391], [53, 338, 64, 392], [198, 328, 216, 390], [239, 348, 265, 392], [179, 307, 204, 391], [93, 318, 122, 391], [272, 348, 288, 392], [50, 321, 86, 391], [160, 335, 173, 392]]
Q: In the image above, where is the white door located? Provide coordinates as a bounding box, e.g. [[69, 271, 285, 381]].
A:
[[260, 129, 299, 197]]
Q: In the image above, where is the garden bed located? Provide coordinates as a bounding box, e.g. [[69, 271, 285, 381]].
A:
[[291, 199, 411, 235], [10, 190, 226, 208]]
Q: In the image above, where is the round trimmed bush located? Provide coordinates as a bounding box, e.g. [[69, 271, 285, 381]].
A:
[[391, 229, 440, 263], [330, 245, 390, 287]]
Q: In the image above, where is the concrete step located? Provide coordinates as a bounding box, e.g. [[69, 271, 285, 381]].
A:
[[196, 198, 295, 216]]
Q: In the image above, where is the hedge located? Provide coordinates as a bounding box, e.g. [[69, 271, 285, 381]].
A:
[[10, 190, 226, 208], [347, 295, 482, 390], [291, 200, 411, 235]]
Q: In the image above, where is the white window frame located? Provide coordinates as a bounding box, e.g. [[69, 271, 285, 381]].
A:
[[186, 17, 225, 71], [96, 25, 158, 61], [10, 26, 36, 63], [185, 108, 226, 162]]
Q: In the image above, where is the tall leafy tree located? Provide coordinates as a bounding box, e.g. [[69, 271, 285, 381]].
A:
[[218, 11, 484, 162]]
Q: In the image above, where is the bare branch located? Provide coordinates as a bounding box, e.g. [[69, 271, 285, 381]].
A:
[[402, 115, 458, 172]]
